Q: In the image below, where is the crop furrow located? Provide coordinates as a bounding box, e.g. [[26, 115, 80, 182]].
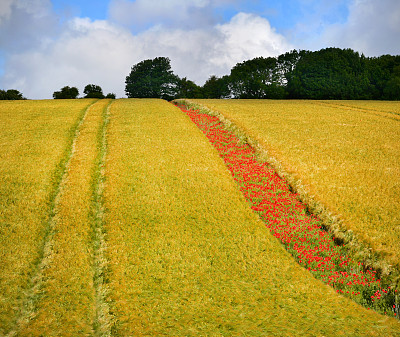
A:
[[92, 101, 114, 336], [5, 100, 97, 336], [9, 99, 111, 336]]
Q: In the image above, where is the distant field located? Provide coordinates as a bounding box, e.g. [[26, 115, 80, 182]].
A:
[[189, 99, 400, 269], [0, 99, 399, 335]]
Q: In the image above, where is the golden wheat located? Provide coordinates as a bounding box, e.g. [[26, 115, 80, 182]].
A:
[[103, 99, 399, 336], [189, 99, 400, 271], [0, 99, 96, 334]]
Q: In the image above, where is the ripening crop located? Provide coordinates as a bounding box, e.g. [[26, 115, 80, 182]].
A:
[[189, 99, 400, 271], [102, 99, 399, 335], [175, 100, 399, 320], [0, 99, 96, 333], [1, 98, 399, 336]]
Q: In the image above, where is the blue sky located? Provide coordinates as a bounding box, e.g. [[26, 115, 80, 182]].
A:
[[0, 0, 399, 99], [50, 0, 350, 36], [52, 0, 109, 21]]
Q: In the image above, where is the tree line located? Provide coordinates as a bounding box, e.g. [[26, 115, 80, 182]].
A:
[[52, 84, 116, 99], [2, 47, 399, 100], [0, 89, 26, 100], [126, 48, 400, 100]]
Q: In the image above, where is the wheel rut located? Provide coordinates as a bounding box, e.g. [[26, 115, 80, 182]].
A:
[[7, 99, 114, 336]]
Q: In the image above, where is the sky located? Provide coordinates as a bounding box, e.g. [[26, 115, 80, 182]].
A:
[[0, 0, 399, 99]]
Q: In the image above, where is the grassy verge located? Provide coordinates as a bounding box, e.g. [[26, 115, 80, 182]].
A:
[[103, 98, 399, 335], [0, 99, 95, 334], [186, 99, 400, 276]]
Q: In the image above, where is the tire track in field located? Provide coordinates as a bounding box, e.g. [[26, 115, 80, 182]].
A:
[[316, 100, 400, 122], [6, 100, 97, 336], [6, 100, 114, 336], [92, 101, 114, 336]]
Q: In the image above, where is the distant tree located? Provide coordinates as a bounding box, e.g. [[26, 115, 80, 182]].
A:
[[367, 55, 400, 100], [125, 57, 179, 100], [0, 89, 26, 100], [202, 75, 230, 98], [277, 49, 307, 86], [176, 77, 202, 98], [53, 86, 79, 99], [228, 57, 286, 98], [84, 84, 105, 98], [383, 64, 400, 100], [105, 93, 116, 99], [287, 48, 371, 99]]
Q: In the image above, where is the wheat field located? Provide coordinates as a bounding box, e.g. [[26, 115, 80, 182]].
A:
[[0, 98, 399, 335]]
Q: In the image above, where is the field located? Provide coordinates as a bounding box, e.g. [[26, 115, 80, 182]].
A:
[[188, 99, 400, 272], [0, 98, 399, 335]]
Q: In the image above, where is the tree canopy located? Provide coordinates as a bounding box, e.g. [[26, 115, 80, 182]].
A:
[[46, 48, 400, 101], [84, 84, 104, 98], [125, 57, 179, 100], [53, 86, 79, 99], [0, 89, 26, 100]]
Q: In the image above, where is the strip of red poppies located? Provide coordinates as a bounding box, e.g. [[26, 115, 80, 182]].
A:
[[178, 104, 398, 318]]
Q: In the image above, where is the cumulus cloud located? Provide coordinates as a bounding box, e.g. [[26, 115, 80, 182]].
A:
[[300, 0, 400, 56], [1, 18, 139, 99], [1, 6, 292, 99], [0, 0, 58, 51]]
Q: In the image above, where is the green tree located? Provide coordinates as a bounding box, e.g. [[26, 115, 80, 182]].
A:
[[125, 57, 179, 100], [228, 57, 286, 98], [367, 55, 400, 100], [0, 89, 26, 100], [105, 93, 116, 99], [287, 48, 371, 99], [202, 75, 230, 98], [84, 84, 105, 98], [176, 77, 202, 98], [53, 86, 79, 99]]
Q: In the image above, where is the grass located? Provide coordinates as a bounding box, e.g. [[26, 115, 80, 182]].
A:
[[187, 99, 400, 274], [103, 98, 399, 336], [0, 99, 96, 334]]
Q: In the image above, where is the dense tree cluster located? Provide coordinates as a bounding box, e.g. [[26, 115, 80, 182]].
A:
[[0, 89, 26, 100], [125, 57, 179, 100], [126, 49, 400, 100], [53, 86, 80, 99]]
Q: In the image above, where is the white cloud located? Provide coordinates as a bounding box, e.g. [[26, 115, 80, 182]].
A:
[[0, 0, 58, 52], [0, 0, 51, 22], [301, 0, 400, 56], [214, 13, 290, 66], [1, 10, 292, 99], [1, 18, 140, 98]]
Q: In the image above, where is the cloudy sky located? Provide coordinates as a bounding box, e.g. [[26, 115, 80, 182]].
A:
[[0, 0, 399, 99]]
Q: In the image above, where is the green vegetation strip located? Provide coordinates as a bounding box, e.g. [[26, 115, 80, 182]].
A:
[[103, 98, 399, 336], [188, 99, 400, 277], [92, 100, 114, 335], [0, 99, 95, 334]]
